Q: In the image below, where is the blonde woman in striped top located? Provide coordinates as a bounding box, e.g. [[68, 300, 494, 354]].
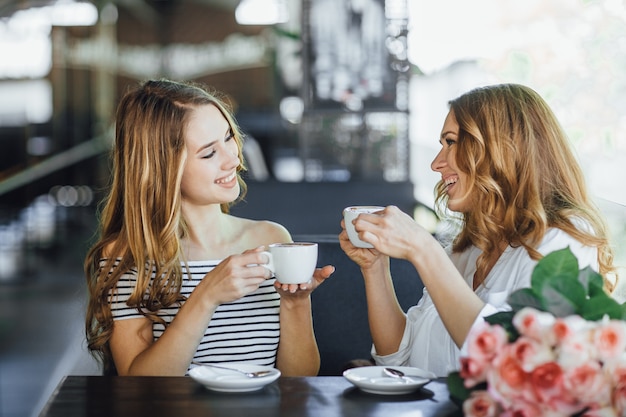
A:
[[85, 79, 334, 376]]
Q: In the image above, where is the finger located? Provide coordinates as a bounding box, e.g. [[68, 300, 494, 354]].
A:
[[359, 212, 383, 226], [241, 245, 265, 255], [360, 232, 384, 255], [314, 265, 335, 279], [339, 229, 357, 246], [246, 264, 273, 279], [274, 282, 294, 293], [241, 250, 271, 266]]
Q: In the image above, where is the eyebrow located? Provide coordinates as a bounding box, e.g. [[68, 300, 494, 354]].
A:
[[440, 130, 458, 139], [195, 128, 233, 154]]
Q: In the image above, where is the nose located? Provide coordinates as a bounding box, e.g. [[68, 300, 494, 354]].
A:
[[222, 146, 240, 170], [431, 148, 446, 172], [229, 152, 240, 169]]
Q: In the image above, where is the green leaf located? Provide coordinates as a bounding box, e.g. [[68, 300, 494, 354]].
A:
[[580, 294, 624, 321], [485, 311, 520, 342], [484, 311, 516, 326], [508, 288, 543, 312], [577, 266, 605, 298], [447, 371, 471, 403], [541, 274, 586, 313], [539, 284, 578, 317], [531, 248, 579, 293]]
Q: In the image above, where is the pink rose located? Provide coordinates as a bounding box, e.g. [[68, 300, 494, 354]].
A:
[[513, 307, 556, 343], [463, 390, 499, 417], [496, 352, 527, 390], [593, 320, 626, 362], [603, 358, 626, 386], [553, 315, 590, 343], [580, 407, 620, 417], [467, 321, 508, 362], [487, 346, 533, 406], [510, 336, 554, 372], [613, 380, 626, 416], [563, 361, 611, 408], [499, 399, 543, 417], [530, 362, 580, 414], [557, 332, 594, 370], [459, 311, 626, 417], [461, 356, 488, 388]]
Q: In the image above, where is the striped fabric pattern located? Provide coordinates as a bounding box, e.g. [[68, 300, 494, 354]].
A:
[[107, 259, 281, 368]]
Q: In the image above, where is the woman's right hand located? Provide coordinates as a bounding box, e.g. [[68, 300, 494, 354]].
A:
[[200, 247, 272, 306]]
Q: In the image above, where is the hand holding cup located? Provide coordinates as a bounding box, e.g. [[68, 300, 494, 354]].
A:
[[260, 242, 318, 285], [343, 206, 384, 248]]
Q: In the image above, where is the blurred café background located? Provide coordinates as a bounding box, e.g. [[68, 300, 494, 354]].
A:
[[0, 0, 625, 416]]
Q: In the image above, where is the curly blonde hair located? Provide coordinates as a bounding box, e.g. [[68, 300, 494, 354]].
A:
[[85, 79, 248, 374], [434, 84, 614, 290]]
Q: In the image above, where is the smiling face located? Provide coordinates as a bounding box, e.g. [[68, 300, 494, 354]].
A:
[[180, 103, 241, 207], [431, 109, 471, 213]]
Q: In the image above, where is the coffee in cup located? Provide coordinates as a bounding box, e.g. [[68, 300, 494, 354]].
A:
[[343, 206, 384, 248], [261, 242, 318, 284]]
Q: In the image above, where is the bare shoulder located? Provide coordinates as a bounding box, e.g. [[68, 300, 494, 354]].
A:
[[229, 216, 292, 248]]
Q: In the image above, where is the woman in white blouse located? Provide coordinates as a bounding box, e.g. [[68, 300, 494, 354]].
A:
[[339, 83, 615, 377]]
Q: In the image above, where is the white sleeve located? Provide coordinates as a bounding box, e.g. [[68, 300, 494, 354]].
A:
[[370, 289, 462, 377]]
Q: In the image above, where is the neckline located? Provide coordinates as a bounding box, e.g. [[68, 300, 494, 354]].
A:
[[473, 244, 511, 290]]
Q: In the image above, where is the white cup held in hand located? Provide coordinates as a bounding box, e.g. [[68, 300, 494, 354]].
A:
[[343, 206, 384, 248], [261, 242, 318, 284]]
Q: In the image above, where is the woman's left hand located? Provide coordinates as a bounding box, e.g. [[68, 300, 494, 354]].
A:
[[274, 265, 335, 297]]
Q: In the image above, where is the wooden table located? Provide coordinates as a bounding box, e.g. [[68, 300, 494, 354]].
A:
[[40, 375, 462, 417]]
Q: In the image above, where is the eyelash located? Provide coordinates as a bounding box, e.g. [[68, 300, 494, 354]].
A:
[[444, 138, 456, 146], [202, 131, 235, 159]]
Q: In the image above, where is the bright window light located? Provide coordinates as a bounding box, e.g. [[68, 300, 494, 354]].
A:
[[407, 0, 626, 209], [235, 0, 289, 25], [49, 1, 98, 27], [0, 1, 98, 79]]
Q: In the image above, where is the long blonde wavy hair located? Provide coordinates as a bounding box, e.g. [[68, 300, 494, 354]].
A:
[[85, 79, 248, 374], [434, 84, 615, 290]]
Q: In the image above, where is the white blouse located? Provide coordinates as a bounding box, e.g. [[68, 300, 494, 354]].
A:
[[371, 226, 599, 377]]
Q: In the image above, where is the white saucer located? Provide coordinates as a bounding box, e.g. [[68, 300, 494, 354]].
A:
[[189, 363, 281, 393], [343, 366, 435, 395]]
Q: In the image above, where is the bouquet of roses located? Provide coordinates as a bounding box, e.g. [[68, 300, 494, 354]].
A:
[[448, 247, 626, 417]]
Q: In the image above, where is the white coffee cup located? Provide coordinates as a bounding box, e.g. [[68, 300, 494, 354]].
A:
[[261, 242, 318, 284], [343, 206, 384, 248]]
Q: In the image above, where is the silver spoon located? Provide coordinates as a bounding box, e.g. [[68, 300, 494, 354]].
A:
[[383, 367, 411, 383], [192, 362, 273, 378]]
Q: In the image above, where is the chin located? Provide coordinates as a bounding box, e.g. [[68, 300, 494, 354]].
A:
[[225, 184, 241, 201], [446, 200, 469, 213]]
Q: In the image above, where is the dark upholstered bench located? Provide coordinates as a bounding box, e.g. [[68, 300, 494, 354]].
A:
[[295, 235, 424, 376]]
